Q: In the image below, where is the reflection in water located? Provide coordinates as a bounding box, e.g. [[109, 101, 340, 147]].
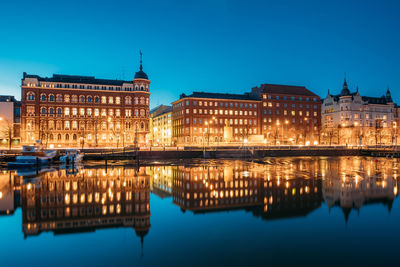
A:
[[0, 157, 399, 239]]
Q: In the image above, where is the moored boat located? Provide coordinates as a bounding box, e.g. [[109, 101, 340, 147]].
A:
[[8, 145, 57, 168]]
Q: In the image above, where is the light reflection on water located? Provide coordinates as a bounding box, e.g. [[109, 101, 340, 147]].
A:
[[0, 156, 399, 266]]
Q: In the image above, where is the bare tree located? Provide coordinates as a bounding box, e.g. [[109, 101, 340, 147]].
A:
[[374, 119, 383, 145], [0, 118, 13, 149]]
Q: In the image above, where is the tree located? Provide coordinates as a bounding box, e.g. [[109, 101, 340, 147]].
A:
[[0, 118, 13, 149], [374, 119, 383, 145]]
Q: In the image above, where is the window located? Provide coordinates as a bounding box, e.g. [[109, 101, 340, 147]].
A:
[[49, 107, 54, 114], [95, 96, 99, 103], [49, 94, 55, 101], [87, 96, 92, 103], [72, 108, 77, 116], [101, 96, 107, 104], [116, 109, 120, 116], [64, 108, 70, 116], [71, 95, 78, 103], [41, 94, 47, 101], [87, 108, 92, 116], [80, 108, 85, 116], [64, 95, 70, 103], [109, 96, 114, 104], [80, 95, 85, 103], [27, 92, 35, 101], [27, 106, 35, 114]]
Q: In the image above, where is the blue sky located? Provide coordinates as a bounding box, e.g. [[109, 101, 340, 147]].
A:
[[0, 0, 399, 108]]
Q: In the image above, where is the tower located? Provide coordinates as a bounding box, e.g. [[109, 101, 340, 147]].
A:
[[132, 51, 151, 146]]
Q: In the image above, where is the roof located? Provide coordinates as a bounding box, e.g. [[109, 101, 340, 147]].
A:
[[253, 84, 319, 97], [23, 73, 133, 86], [179, 91, 259, 101], [150, 105, 172, 117], [0, 95, 18, 102]]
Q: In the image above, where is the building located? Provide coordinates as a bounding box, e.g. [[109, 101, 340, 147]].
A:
[[0, 95, 21, 148], [251, 84, 321, 145], [172, 91, 260, 146], [20, 56, 150, 148], [172, 83, 321, 146], [20, 167, 150, 239], [150, 105, 172, 146], [321, 79, 396, 145]]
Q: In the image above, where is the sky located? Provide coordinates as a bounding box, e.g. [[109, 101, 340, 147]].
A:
[[0, 0, 399, 109]]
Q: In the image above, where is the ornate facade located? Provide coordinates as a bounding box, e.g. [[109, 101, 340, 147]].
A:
[[20, 58, 150, 148], [321, 79, 396, 145]]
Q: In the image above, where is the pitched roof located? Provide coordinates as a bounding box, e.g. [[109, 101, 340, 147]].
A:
[[23, 73, 132, 86], [180, 91, 259, 101], [150, 105, 172, 117], [255, 84, 319, 97]]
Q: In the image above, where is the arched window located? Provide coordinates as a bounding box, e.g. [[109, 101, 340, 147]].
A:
[[71, 95, 78, 103], [141, 122, 144, 129], [140, 97, 144, 104], [125, 96, 132, 104], [49, 107, 54, 114], [80, 95, 85, 103], [27, 92, 35, 101], [41, 94, 47, 101], [57, 134, 61, 140], [49, 134, 54, 141], [56, 94, 62, 102], [140, 109, 145, 117], [49, 94, 55, 101], [73, 134, 77, 140], [65, 134, 69, 140], [140, 86, 144, 90], [87, 96, 92, 103], [94, 96, 99, 103], [57, 108, 62, 115], [41, 107, 46, 114], [64, 95, 70, 103], [134, 97, 139, 104], [135, 109, 138, 117]]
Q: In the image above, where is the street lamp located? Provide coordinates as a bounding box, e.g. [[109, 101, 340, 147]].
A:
[[284, 120, 289, 145]]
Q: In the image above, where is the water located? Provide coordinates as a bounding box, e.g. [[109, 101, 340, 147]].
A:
[[0, 157, 399, 266]]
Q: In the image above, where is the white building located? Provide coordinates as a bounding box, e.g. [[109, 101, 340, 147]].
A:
[[322, 79, 396, 145]]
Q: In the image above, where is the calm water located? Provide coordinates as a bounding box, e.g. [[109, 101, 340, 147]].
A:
[[0, 157, 399, 266]]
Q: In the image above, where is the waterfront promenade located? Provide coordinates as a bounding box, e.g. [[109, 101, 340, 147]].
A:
[[1, 146, 400, 162]]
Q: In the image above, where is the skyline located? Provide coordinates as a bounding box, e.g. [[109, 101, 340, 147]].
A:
[[1, 0, 400, 109]]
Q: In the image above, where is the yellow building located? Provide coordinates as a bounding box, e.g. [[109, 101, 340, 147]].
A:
[[150, 105, 172, 146]]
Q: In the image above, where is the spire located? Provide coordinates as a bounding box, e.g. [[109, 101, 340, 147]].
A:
[[139, 50, 143, 71], [327, 89, 330, 96]]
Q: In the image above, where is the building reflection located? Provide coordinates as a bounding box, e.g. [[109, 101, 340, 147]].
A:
[[0, 157, 399, 237], [172, 162, 265, 212], [17, 167, 150, 241], [321, 157, 399, 222], [170, 159, 323, 220]]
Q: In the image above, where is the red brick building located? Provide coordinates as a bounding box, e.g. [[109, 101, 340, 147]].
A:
[[252, 84, 321, 145], [20, 60, 150, 148], [172, 84, 321, 146], [172, 92, 260, 146]]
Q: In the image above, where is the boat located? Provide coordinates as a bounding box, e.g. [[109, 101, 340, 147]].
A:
[[7, 145, 57, 168], [60, 149, 83, 164]]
